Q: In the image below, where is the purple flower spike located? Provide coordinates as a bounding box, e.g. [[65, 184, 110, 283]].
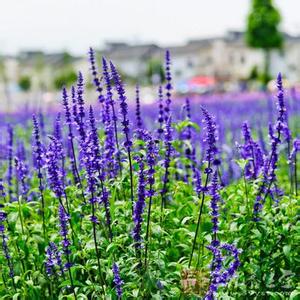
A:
[[135, 84, 143, 130], [110, 61, 132, 149], [201, 107, 218, 174], [164, 50, 172, 120], [157, 85, 164, 139], [132, 157, 146, 246], [210, 172, 221, 245], [88, 47, 104, 103], [58, 205, 71, 261], [0, 192, 14, 279], [112, 263, 123, 299]]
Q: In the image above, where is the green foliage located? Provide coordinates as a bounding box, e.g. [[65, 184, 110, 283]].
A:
[[246, 0, 284, 86], [146, 58, 165, 84], [18, 75, 31, 92], [246, 0, 283, 50], [53, 70, 77, 90]]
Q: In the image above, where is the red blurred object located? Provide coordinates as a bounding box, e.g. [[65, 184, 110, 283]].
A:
[[188, 76, 216, 86]]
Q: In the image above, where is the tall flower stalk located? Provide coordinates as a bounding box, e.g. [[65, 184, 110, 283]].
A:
[[110, 61, 134, 212], [58, 205, 77, 299], [157, 85, 164, 140], [62, 88, 81, 184], [253, 73, 287, 219], [102, 57, 121, 174], [189, 107, 218, 268], [144, 135, 157, 268], [132, 156, 146, 253], [32, 115, 46, 239], [0, 210, 15, 290], [7, 125, 14, 202], [112, 263, 123, 299]]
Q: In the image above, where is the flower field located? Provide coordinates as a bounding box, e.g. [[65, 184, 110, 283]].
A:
[[0, 49, 299, 299]]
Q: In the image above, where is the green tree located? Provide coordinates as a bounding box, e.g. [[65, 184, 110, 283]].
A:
[[146, 58, 164, 84], [246, 0, 283, 86], [18, 75, 31, 92], [53, 70, 77, 90]]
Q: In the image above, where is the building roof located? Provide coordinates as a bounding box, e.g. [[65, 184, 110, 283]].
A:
[[100, 44, 161, 61]]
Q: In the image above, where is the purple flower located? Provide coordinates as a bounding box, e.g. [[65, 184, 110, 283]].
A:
[[164, 50, 172, 121], [132, 157, 146, 246], [205, 243, 240, 299], [240, 122, 263, 179], [102, 57, 118, 176], [201, 107, 218, 174], [146, 136, 157, 197], [45, 242, 64, 277], [135, 84, 143, 130], [58, 205, 71, 262], [0, 203, 14, 278], [112, 263, 123, 299], [88, 47, 104, 103], [157, 85, 164, 139], [0, 178, 5, 198], [75, 72, 86, 142], [161, 116, 173, 200], [253, 73, 287, 218], [110, 61, 132, 149], [210, 172, 221, 244], [32, 115, 45, 193], [289, 138, 300, 162], [6, 125, 14, 201], [45, 136, 64, 198], [14, 157, 29, 198]]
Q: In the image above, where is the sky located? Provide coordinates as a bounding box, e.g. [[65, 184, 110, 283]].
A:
[[1, 0, 300, 55]]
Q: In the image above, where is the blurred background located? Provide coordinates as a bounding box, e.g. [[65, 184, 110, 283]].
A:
[[1, 0, 300, 111]]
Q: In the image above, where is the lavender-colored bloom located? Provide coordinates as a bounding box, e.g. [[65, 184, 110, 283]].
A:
[[157, 85, 164, 139], [71, 86, 79, 126], [135, 84, 143, 130], [88, 106, 102, 177], [132, 157, 146, 246], [88, 106, 112, 234], [210, 172, 221, 245], [201, 107, 218, 174], [112, 263, 123, 299], [58, 205, 71, 258], [184, 98, 192, 140], [102, 57, 118, 125], [14, 157, 29, 198], [161, 116, 173, 199], [205, 243, 240, 299], [62, 87, 72, 126], [45, 136, 64, 198], [45, 242, 64, 277], [6, 125, 14, 201], [240, 122, 263, 179], [276, 73, 286, 123], [110, 61, 132, 149], [146, 136, 157, 197], [253, 73, 287, 219], [32, 115, 44, 190], [0, 205, 14, 278], [62, 87, 80, 185], [289, 138, 300, 162], [76, 72, 86, 142], [102, 57, 118, 176], [88, 47, 104, 103], [110, 61, 134, 208], [164, 50, 172, 121], [0, 178, 5, 198]]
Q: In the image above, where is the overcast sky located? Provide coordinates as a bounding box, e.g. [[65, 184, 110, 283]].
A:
[[1, 0, 300, 55]]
